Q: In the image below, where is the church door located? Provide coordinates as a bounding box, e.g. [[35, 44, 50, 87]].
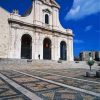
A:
[[21, 34, 32, 59], [43, 38, 51, 60], [60, 41, 67, 60]]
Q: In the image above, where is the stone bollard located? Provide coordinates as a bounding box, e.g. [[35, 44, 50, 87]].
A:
[[96, 71, 100, 78], [27, 59, 32, 62], [58, 60, 62, 63], [86, 71, 95, 77], [86, 72, 90, 77]]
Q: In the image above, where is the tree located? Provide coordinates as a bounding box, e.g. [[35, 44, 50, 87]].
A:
[[87, 60, 95, 71], [87, 53, 95, 71]]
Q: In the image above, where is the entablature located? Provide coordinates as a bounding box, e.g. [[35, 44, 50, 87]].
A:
[[8, 18, 73, 37]]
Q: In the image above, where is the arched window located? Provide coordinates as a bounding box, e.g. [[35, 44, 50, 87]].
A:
[[45, 14, 49, 24]]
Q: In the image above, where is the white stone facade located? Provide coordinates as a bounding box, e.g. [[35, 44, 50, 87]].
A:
[[0, 0, 74, 61]]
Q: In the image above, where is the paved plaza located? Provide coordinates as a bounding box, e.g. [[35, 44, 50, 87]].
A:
[[0, 68, 100, 100]]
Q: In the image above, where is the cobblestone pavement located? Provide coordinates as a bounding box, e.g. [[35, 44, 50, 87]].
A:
[[21, 70, 100, 93], [0, 77, 30, 100], [0, 69, 100, 100], [36, 69, 100, 82]]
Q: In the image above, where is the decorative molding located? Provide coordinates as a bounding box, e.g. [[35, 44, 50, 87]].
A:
[[8, 18, 73, 37], [43, 9, 51, 14], [32, 0, 60, 9]]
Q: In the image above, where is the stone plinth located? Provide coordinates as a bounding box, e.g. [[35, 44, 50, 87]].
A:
[[96, 71, 100, 78], [86, 71, 95, 77]]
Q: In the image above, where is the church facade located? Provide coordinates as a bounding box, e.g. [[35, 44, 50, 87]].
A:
[[0, 0, 73, 61]]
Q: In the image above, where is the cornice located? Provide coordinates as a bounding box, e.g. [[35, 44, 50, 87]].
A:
[[32, 0, 60, 9], [8, 18, 73, 37]]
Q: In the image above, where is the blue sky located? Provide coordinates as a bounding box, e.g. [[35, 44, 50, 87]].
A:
[[0, 0, 100, 56]]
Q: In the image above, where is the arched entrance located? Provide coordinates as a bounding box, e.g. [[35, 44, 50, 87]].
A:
[[60, 41, 67, 60], [43, 38, 51, 60], [21, 34, 32, 59]]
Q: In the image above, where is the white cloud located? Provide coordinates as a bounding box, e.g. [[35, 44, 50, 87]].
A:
[[85, 25, 92, 31], [74, 39, 84, 44], [65, 0, 100, 20]]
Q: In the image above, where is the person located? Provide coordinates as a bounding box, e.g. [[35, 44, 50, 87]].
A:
[[38, 54, 40, 59]]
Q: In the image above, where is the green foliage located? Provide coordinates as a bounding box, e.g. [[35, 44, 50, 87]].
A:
[[87, 60, 95, 67], [87, 60, 95, 71]]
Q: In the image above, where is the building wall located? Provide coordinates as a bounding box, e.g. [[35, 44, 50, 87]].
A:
[[0, 7, 10, 58], [8, 24, 73, 61], [80, 51, 100, 61], [0, 0, 74, 61], [95, 52, 100, 61]]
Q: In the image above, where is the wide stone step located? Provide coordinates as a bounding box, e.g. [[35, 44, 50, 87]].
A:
[[0, 58, 99, 70]]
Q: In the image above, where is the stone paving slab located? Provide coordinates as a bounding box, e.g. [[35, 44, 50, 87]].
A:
[[32, 70, 100, 84], [1, 72, 98, 100], [0, 73, 42, 100], [21, 70, 100, 93], [1, 70, 100, 100], [0, 77, 30, 100], [36, 69, 100, 82]]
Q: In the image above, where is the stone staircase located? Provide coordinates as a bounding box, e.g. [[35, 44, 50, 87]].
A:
[[0, 58, 100, 70]]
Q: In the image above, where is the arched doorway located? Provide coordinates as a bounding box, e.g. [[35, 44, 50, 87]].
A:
[[21, 34, 32, 59], [60, 41, 67, 60], [43, 38, 51, 60]]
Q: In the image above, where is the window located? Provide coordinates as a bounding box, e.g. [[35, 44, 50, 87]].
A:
[[45, 14, 49, 24]]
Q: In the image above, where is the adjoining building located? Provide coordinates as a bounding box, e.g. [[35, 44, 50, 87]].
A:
[[80, 51, 100, 61], [95, 52, 100, 61], [0, 0, 74, 61]]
